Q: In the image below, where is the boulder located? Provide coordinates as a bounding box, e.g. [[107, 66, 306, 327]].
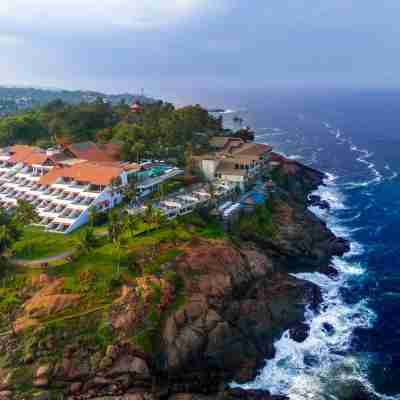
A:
[[69, 381, 83, 394], [289, 322, 309, 342], [107, 355, 150, 377], [0, 391, 12, 400]]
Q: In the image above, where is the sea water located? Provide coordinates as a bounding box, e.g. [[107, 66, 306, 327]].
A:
[[223, 89, 400, 399]]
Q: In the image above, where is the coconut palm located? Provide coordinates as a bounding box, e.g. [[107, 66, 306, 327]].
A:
[[108, 209, 126, 273], [77, 225, 97, 255], [126, 213, 141, 238], [13, 199, 39, 227]]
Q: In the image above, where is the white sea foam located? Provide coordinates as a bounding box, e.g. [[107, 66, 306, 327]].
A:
[[288, 154, 304, 160], [232, 174, 385, 399]]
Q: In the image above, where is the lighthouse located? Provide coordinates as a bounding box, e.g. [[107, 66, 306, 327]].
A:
[[130, 102, 142, 113]]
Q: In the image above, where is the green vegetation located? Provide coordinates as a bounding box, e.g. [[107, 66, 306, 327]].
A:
[[235, 203, 277, 239], [13, 227, 79, 260], [271, 166, 290, 190], [0, 99, 223, 165]]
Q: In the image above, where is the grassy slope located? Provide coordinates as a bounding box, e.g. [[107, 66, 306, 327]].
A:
[[0, 214, 231, 398]]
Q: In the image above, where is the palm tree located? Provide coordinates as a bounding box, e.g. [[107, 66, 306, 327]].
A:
[[13, 199, 39, 227], [123, 175, 138, 207], [12, 200, 39, 256], [153, 209, 167, 228], [144, 202, 155, 226], [126, 213, 141, 238], [169, 218, 180, 245], [77, 225, 97, 255], [108, 209, 125, 273], [158, 182, 166, 201], [0, 210, 21, 256]]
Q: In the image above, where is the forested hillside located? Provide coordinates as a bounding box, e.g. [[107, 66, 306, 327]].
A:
[[0, 99, 223, 163], [0, 86, 152, 115]]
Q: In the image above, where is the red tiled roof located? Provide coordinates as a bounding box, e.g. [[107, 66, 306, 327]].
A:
[[231, 143, 272, 158], [9, 145, 36, 163], [39, 167, 64, 185], [100, 142, 121, 159], [65, 141, 120, 162], [23, 152, 51, 165], [39, 161, 124, 186]]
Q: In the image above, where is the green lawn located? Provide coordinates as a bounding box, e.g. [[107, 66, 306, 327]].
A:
[[13, 227, 80, 260]]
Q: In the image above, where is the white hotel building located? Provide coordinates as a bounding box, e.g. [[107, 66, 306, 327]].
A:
[[0, 143, 181, 234]]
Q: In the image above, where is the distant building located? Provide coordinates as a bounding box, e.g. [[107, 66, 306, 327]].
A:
[[130, 102, 142, 113], [193, 138, 273, 190]]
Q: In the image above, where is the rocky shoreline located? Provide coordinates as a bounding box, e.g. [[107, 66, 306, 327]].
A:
[[0, 160, 350, 400]]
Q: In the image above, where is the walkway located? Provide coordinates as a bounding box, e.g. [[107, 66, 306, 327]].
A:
[[13, 250, 75, 267]]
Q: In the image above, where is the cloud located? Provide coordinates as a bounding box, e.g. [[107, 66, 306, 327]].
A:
[[1, 0, 400, 100], [0, 0, 218, 33]]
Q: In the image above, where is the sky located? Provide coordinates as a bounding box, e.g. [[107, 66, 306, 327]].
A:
[[1, 0, 400, 104]]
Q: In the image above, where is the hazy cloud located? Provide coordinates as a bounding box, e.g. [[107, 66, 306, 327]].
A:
[[1, 0, 400, 102]]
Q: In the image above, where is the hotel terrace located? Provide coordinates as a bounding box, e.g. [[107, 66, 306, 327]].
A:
[[193, 136, 273, 189], [0, 142, 182, 234]]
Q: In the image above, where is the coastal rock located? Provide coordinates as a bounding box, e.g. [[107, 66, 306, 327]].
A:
[[161, 239, 321, 383], [107, 356, 150, 377], [289, 322, 310, 342], [240, 198, 350, 273], [307, 195, 330, 210]]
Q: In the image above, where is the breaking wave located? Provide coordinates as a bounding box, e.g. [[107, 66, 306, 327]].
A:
[[232, 171, 400, 399]]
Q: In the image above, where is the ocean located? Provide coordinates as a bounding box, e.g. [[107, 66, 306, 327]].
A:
[[220, 89, 400, 399]]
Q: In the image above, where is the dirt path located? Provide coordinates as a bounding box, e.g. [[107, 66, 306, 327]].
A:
[[13, 250, 75, 267], [0, 304, 110, 337]]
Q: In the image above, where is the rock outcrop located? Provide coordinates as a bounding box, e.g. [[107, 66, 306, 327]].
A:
[[0, 160, 351, 399], [160, 239, 321, 385]]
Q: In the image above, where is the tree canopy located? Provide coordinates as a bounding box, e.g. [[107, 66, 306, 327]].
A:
[[0, 100, 223, 164]]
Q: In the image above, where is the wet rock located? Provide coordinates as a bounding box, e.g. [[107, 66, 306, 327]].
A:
[[332, 379, 380, 400], [227, 388, 289, 400], [308, 195, 330, 210], [320, 264, 339, 278], [289, 322, 309, 342], [322, 322, 335, 335]]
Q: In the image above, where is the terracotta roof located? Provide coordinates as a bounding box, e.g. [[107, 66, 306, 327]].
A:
[[9, 145, 37, 163], [65, 141, 120, 162], [100, 142, 121, 159], [231, 143, 272, 158], [49, 152, 70, 163], [23, 151, 51, 165], [39, 161, 124, 186], [39, 167, 64, 185]]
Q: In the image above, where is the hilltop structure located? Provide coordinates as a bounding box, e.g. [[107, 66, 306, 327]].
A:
[[0, 143, 181, 233], [193, 136, 273, 190]]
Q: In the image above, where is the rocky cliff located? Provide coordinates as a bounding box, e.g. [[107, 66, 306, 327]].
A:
[[0, 161, 350, 400]]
